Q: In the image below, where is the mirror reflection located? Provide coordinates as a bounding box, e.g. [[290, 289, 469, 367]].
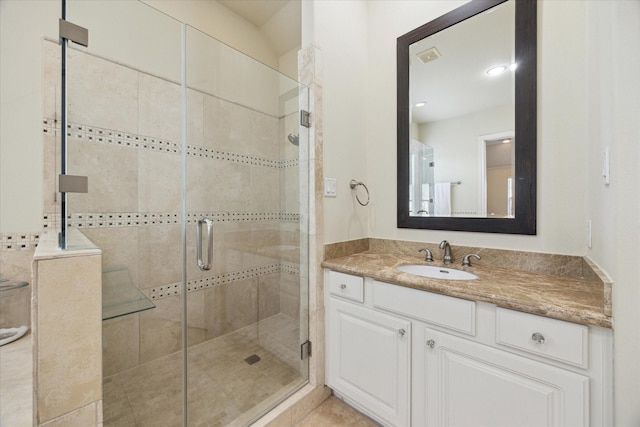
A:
[[408, 0, 515, 218]]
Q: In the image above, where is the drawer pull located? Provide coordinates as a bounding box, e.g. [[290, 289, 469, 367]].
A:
[[398, 329, 406, 336], [426, 339, 435, 349], [531, 332, 546, 344], [340, 284, 347, 290]]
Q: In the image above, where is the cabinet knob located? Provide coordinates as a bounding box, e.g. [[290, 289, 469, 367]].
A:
[[340, 284, 347, 290], [426, 339, 435, 349], [531, 332, 545, 344], [398, 329, 406, 336]]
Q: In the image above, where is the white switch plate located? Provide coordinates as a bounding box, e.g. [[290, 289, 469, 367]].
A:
[[602, 147, 610, 185], [324, 177, 337, 197]]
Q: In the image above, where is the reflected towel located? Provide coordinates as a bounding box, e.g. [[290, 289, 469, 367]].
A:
[[434, 182, 451, 216]]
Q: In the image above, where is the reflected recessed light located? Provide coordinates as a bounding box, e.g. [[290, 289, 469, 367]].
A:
[[415, 101, 426, 107], [487, 65, 508, 76], [487, 63, 517, 76], [502, 139, 512, 144]]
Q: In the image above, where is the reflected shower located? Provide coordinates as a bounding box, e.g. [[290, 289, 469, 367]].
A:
[[287, 133, 299, 146]]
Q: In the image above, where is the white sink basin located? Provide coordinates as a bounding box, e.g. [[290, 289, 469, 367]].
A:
[[396, 264, 478, 281]]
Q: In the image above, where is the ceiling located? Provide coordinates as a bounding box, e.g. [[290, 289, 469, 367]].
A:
[[218, 0, 301, 57], [409, 1, 515, 124]]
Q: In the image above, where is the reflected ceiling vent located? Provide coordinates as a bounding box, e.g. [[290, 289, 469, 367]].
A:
[[416, 46, 441, 64]]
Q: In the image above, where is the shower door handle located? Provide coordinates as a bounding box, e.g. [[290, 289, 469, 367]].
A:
[[197, 218, 213, 271]]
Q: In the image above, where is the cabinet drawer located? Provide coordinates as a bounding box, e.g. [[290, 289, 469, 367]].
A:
[[496, 308, 588, 368], [328, 271, 364, 303], [372, 280, 475, 335]]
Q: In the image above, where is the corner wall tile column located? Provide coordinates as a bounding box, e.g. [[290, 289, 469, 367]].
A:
[[32, 230, 103, 426], [298, 44, 324, 388]]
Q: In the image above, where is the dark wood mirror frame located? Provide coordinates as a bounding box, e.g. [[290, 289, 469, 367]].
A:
[[397, 0, 537, 234]]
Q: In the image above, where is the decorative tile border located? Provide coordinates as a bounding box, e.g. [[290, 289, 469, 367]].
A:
[[43, 211, 299, 230], [149, 262, 300, 301], [0, 232, 40, 252], [43, 117, 299, 169]]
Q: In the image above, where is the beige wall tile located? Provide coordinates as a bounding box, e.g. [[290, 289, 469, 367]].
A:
[[137, 225, 182, 289], [138, 150, 182, 213], [67, 49, 139, 133], [102, 314, 140, 377], [35, 254, 102, 423], [0, 283, 31, 328], [139, 293, 182, 363], [67, 139, 139, 213], [42, 133, 59, 214], [258, 273, 281, 320], [203, 95, 251, 153], [81, 227, 140, 286], [40, 401, 100, 427], [250, 166, 280, 213], [138, 73, 181, 142], [251, 111, 279, 160]]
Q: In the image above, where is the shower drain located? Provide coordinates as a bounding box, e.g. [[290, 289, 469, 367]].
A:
[[244, 354, 261, 365]]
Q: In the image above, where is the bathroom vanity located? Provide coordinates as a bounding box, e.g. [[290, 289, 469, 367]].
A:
[[323, 252, 612, 427]]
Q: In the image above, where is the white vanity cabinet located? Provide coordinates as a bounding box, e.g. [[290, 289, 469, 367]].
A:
[[324, 269, 612, 427], [326, 271, 411, 426], [421, 328, 589, 427]]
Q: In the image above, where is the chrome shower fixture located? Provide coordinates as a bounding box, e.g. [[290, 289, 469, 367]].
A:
[[287, 134, 299, 146]]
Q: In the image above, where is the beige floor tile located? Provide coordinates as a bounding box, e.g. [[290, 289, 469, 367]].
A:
[[104, 314, 306, 427], [296, 396, 380, 427]]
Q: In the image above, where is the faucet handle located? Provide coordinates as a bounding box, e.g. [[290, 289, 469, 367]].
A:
[[462, 254, 481, 267], [418, 248, 433, 262]]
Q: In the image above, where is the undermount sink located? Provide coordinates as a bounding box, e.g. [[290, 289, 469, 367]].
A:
[[396, 264, 478, 281]]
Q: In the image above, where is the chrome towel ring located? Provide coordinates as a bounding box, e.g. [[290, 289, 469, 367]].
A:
[[349, 179, 370, 206]]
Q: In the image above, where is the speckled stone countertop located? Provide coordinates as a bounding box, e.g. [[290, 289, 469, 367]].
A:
[[322, 252, 611, 328]]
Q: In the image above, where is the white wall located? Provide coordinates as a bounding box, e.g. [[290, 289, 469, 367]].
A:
[[361, 0, 589, 254], [585, 1, 640, 424], [310, 0, 369, 243], [0, 0, 58, 233], [418, 105, 512, 215]]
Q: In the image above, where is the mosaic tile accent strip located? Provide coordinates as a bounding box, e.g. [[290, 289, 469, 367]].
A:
[[0, 232, 40, 252], [149, 263, 300, 301], [43, 211, 299, 230], [43, 118, 299, 169]]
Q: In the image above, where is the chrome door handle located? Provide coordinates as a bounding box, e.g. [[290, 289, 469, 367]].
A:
[[197, 218, 213, 271]]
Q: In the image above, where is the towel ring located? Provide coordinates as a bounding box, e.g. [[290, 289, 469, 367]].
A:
[[349, 179, 370, 206]]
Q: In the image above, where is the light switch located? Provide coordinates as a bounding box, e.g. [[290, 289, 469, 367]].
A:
[[324, 177, 337, 197]]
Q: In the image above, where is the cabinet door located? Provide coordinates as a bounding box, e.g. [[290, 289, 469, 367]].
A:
[[327, 298, 411, 426], [422, 328, 589, 427]]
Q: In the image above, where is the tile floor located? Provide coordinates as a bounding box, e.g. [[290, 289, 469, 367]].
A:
[[104, 314, 306, 427], [0, 332, 33, 427], [297, 396, 380, 427]]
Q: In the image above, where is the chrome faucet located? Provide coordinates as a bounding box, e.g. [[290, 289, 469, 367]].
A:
[[462, 253, 481, 267], [418, 248, 433, 262], [439, 240, 452, 264]]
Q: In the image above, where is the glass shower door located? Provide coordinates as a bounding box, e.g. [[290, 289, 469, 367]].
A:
[[184, 26, 309, 425], [62, 2, 187, 425], [61, 2, 308, 424]]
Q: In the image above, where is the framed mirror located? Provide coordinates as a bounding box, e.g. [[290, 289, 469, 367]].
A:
[[397, 0, 536, 234]]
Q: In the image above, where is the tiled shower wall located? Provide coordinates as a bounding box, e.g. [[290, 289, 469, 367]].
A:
[[42, 40, 304, 376]]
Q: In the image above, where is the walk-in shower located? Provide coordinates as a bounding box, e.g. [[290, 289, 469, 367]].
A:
[[51, 1, 310, 425]]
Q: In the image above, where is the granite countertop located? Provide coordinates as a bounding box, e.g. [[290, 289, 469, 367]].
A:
[[322, 252, 611, 328]]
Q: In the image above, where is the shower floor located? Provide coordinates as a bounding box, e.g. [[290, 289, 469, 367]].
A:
[[103, 313, 305, 427]]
